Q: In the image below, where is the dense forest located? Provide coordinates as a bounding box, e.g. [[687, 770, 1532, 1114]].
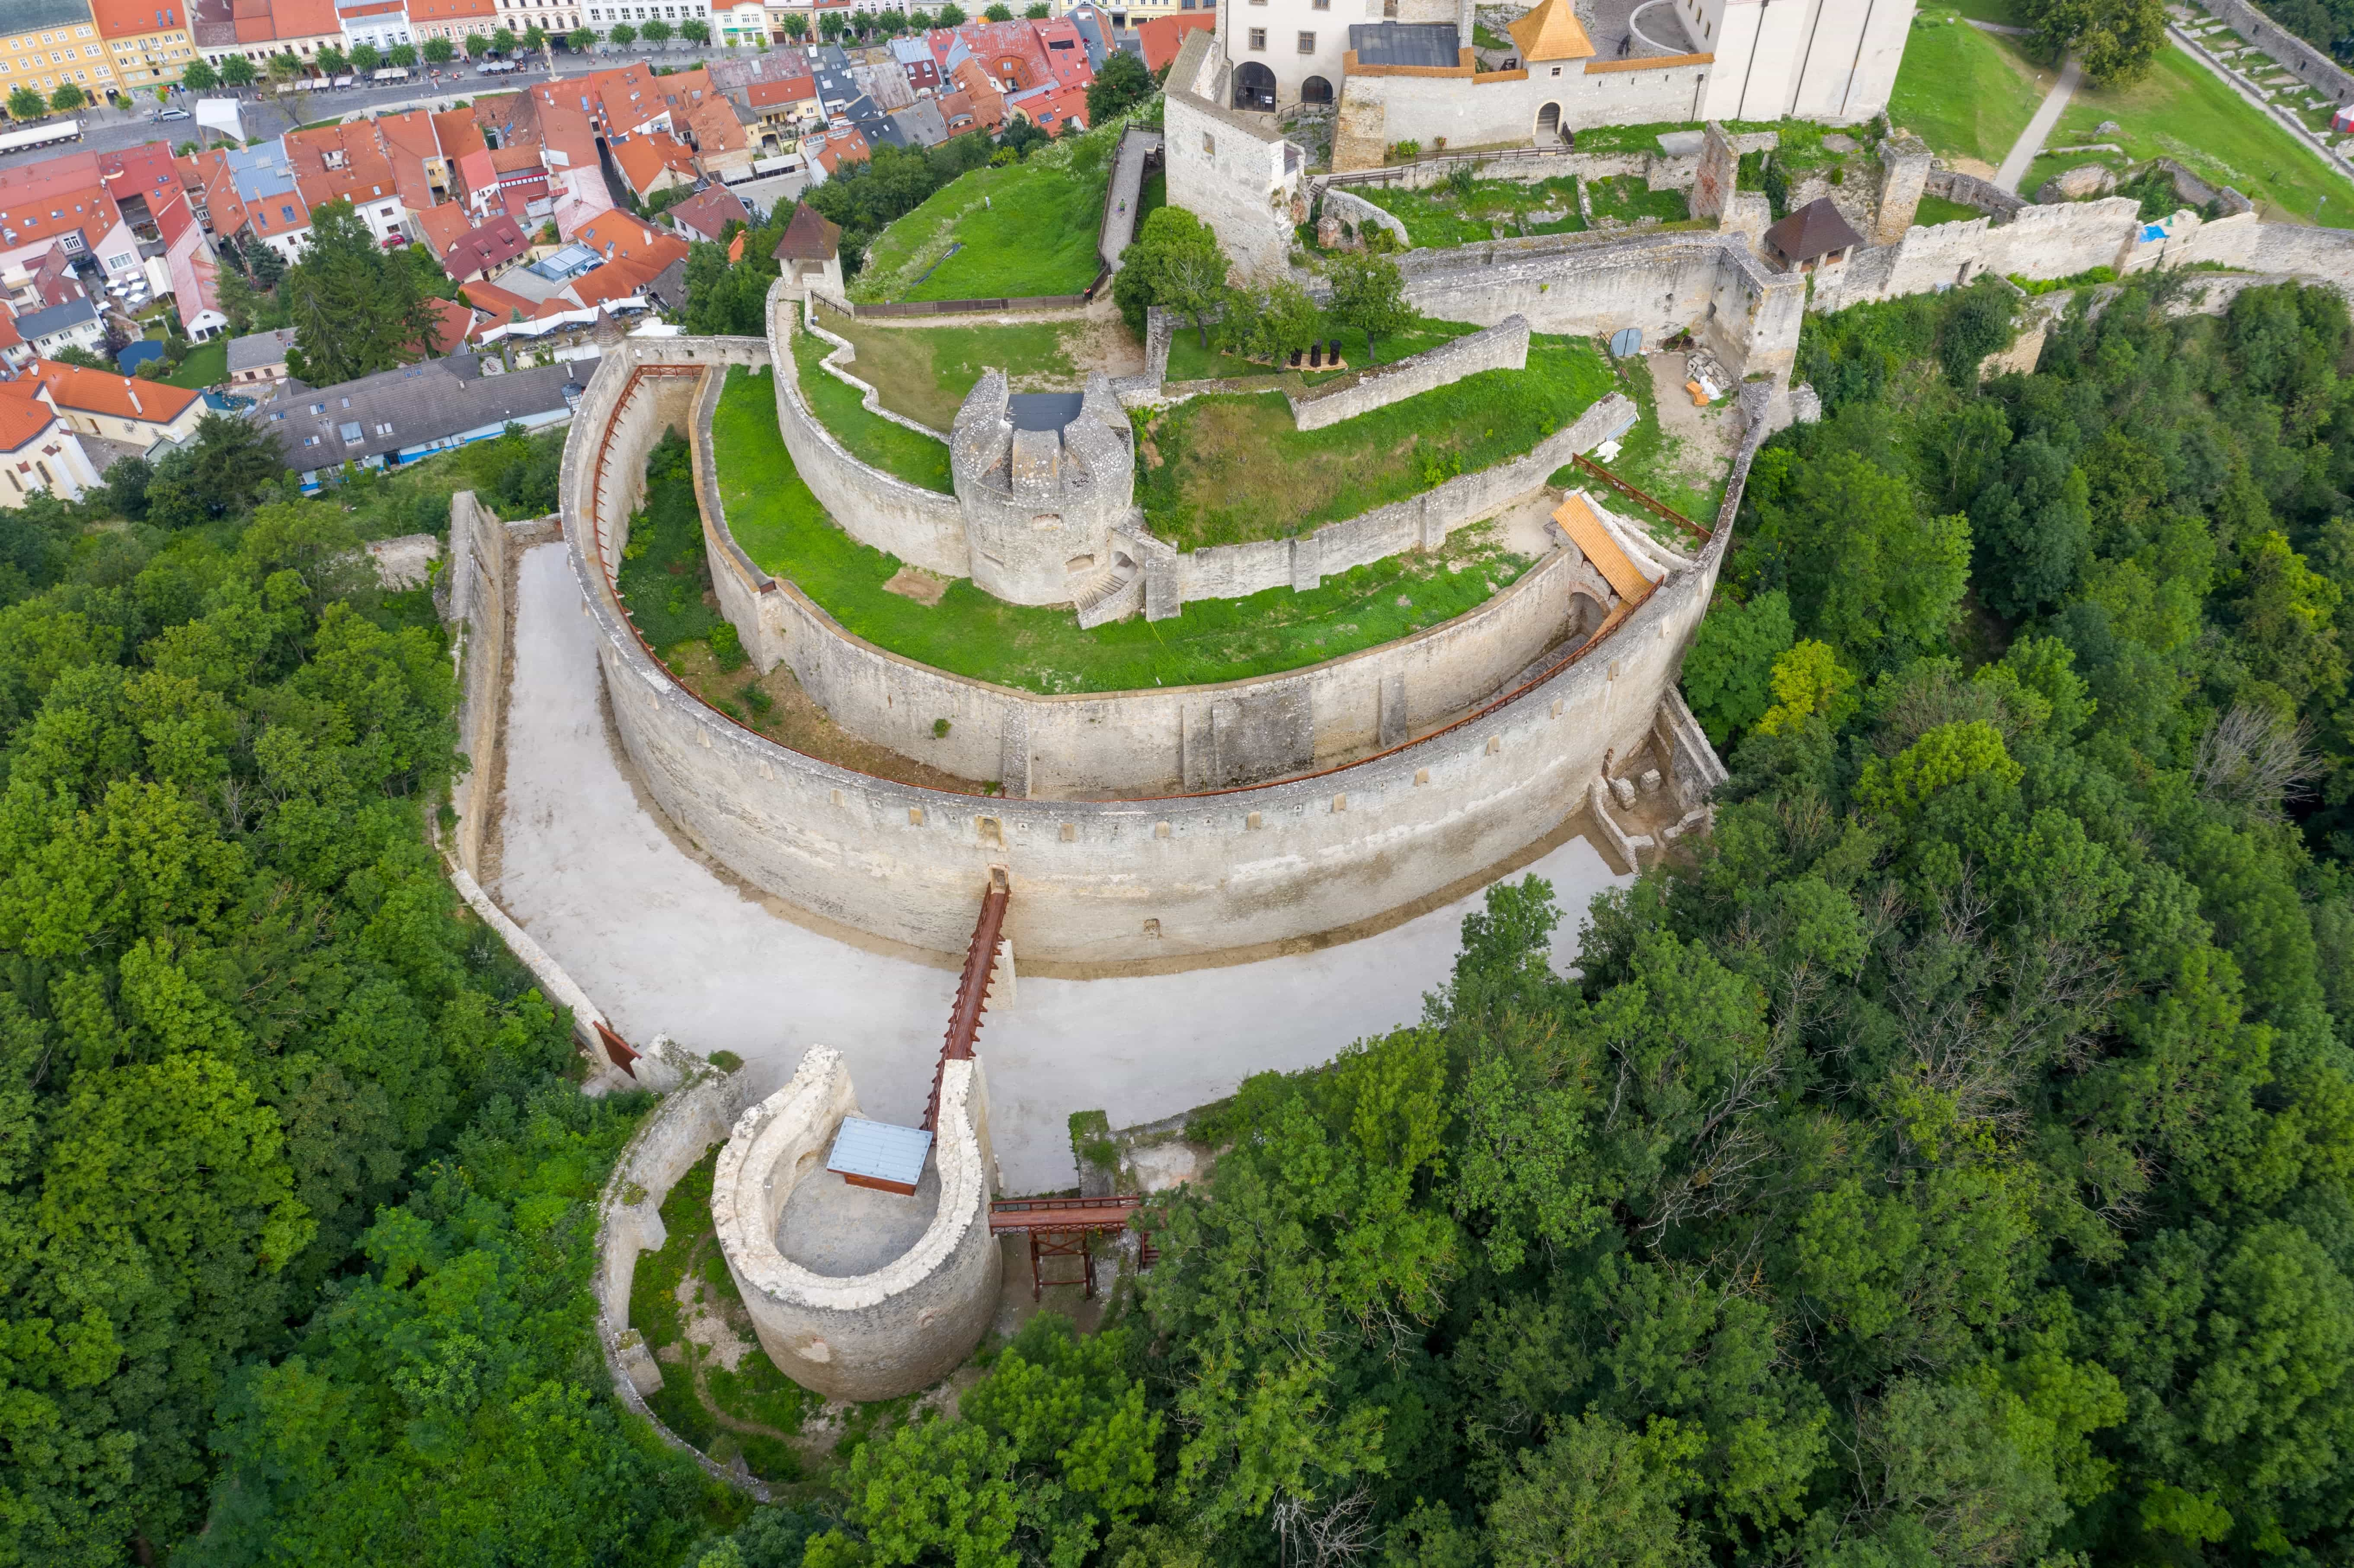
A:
[[5, 263, 2353, 1564]]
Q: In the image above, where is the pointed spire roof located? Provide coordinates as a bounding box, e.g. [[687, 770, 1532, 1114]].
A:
[[773, 202, 842, 263], [1508, 0, 1595, 62]]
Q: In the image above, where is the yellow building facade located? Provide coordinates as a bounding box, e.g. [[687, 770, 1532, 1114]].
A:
[[1, 2, 125, 110]]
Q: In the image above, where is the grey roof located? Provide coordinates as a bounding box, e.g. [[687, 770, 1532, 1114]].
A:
[[6, 0, 96, 34], [225, 327, 296, 375], [889, 100, 947, 148], [1067, 5, 1111, 69], [1347, 22, 1459, 66], [16, 297, 97, 342], [890, 37, 933, 65], [253, 353, 596, 472]]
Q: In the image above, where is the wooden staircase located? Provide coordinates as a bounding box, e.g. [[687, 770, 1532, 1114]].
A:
[[921, 869, 1011, 1133]]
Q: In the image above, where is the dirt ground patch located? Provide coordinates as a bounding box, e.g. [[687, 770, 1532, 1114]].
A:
[[665, 639, 991, 794], [883, 566, 949, 605]]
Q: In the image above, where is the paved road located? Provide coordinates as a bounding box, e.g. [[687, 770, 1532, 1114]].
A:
[[491, 542, 1631, 1193], [1995, 53, 2081, 193], [0, 47, 701, 171]]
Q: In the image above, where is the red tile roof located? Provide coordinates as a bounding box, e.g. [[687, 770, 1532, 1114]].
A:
[[21, 359, 202, 426], [1135, 12, 1216, 72]]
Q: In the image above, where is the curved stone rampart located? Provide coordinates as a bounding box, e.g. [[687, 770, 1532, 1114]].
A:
[[766, 291, 972, 579], [565, 336, 1736, 963], [710, 1047, 1000, 1402], [590, 1042, 765, 1496], [693, 361, 1624, 797]]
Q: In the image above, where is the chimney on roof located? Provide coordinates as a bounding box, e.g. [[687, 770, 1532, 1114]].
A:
[[127, 382, 143, 417]]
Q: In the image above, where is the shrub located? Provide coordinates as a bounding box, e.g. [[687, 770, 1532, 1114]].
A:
[[709, 620, 748, 671]]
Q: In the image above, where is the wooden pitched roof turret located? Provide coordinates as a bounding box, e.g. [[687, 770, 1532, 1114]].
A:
[[1762, 197, 1866, 263], [773, 202, 843, 263]]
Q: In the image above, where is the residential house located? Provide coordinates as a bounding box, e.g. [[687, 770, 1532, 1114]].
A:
[[490, 0, 585, 42], [249, 351, 595, 490], [284, 119, 423, 244], [402, 0, 499, 50], [1007, 80, 1087, 135], [189, 140, 313, 262], [664, 184, 750, 243], [225, 324, 295, 386], [334, 0, 410, 54], [0, 0, 125, 108], [1132, 13, 1215, 73], [947, 57, 1006, 131], [91, 0, 197, 93], [802, 123, 869, 183], [14, 358, 207, 452], [611, 131, 698, 203], [681, 93, 756, 182], [0, 311, 28, 373], [0, 382, 103, 509], [435, 211, 529, 280], [889, 97, 947, 150], [191, 0, 346, 73], [156, 191, 226, 340], [13, 298, 106, 360], [890, 34, 938, 92]]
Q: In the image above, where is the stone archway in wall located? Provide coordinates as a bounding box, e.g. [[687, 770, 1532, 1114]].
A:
[[1536, 102, 1564, 144], [1301, 75, 1334, 104], [1234, 61, 1277, 111]]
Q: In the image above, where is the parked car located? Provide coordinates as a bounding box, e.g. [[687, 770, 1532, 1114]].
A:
[[152, 107, 191, 121]]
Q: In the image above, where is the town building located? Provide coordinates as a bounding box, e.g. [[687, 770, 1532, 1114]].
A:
[[0, 0, 123, 108], [246, 349, 595, 489], [12, 297, 106, 359], [12, 357, 206, 450], [0, 382, 103, 508], [225, 324, 296, 386], [90, 0, 197, 94]]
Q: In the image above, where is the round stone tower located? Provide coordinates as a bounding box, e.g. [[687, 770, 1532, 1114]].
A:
[[947, 369, 1138, 606]]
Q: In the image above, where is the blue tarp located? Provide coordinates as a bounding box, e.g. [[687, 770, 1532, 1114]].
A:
[[2141, 222, 2168, 243]]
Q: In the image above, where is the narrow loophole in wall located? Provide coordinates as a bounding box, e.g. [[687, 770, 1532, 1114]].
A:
[[908, 806, 925, 826], [1143, 918, 1162, 938], [1486, 735, 1502, 755], [1247, 811, 1263, 830], [978, 816, 1003, 846], [1332, 793, 1347, 812], [1415, 768, 1430, 785], [1060, 822, 1076, 842], [1155, 821, 1172, 839]]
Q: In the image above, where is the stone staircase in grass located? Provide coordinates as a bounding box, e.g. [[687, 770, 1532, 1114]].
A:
[[1071, 558, 1142, 628]]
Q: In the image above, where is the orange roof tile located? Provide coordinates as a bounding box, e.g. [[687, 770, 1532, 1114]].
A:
[[23, 360, 203, 427], [0, 382, 58, 454], [91, 0, 191, 38]]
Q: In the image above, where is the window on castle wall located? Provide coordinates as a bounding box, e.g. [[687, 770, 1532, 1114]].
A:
[[1248, 26, 1264, 47], [1298, 30, 1314, 51]]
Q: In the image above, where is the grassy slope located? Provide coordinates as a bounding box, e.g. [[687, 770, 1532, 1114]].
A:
[[854, 156, 1108, 303], [1888, 13, 2048, 167], [1139, 333, 1615, 552], [1359, 176, 1586, 248], [2023, 44, 2348, 220], [711, 366, 1528, 694], [163, 339, 228, 390], [788, 320, 956, 492], [816, 309, 1082, 429]]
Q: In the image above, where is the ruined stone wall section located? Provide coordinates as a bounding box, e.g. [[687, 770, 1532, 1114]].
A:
[[1924, 166, 2025, 219], [592, 1047, 766, 1496], [710, 1048, 1000, 1403], [764, 282, 974, 579], [1286, 315, 1530, 430], [1317, 185, 1412, 248], [1173, 391, 1634, 607]]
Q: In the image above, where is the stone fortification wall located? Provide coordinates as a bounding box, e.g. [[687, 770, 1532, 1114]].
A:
[[1167, 391, 1633, 608], [445, 492, 512, 880], [2190, 0, 2354, 108], [1166, 30, 1303, 281], [1811, 199, 2354, 314], [711, 1047, 1000, 1402], [592, 1044, 767, 1496], [1332, 61, 1714, 172], [694, 371, 1629, 795], [1389, 231, 1806, 383], [565, 340, 1734, 963], [1318, 185, 1412, 247], [1287, 314, 1530, 430], [764, 286, 972, 579], [1925, 166, 2026, 220]]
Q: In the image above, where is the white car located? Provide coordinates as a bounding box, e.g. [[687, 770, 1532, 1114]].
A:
[[152, 107, 191, 121]]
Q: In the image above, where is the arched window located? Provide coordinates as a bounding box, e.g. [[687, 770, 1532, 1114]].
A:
[[1300, 74, 1331, 103], [1233, 60, 1275, 110]]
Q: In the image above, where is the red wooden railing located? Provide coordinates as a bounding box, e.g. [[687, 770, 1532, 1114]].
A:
[[922, 870, 1010, 1132]]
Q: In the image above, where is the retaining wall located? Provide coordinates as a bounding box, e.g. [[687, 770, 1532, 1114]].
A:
[[1925, 166, 2026, 220], [1286, 314, 1531, 430], [711, 1047, 1000, 1402], [566, 344, 1736, 963], [1318, 185, 1412, 247]]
